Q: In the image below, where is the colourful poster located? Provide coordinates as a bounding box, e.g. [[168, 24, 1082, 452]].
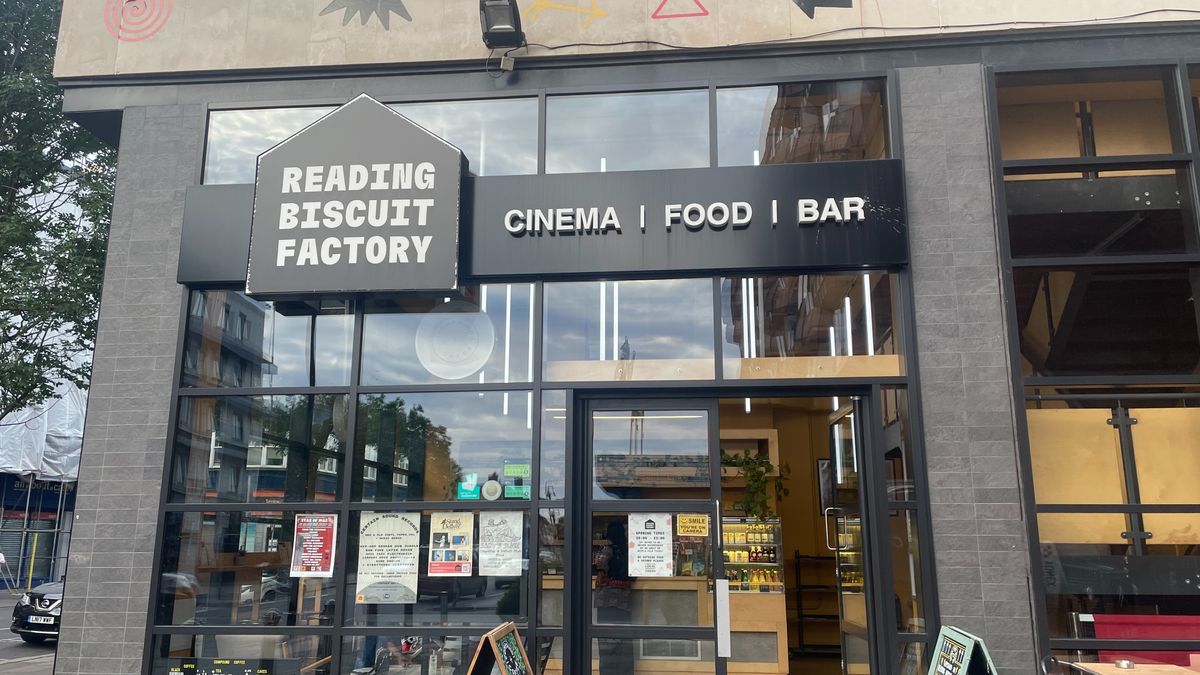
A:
[[479, 511, 524, 577], [429, 512, 474, 577], [628, 513, 673, 577], [290, 514, 337, 578], [355, 512, 421, 604], [676, 514, 709, 537]]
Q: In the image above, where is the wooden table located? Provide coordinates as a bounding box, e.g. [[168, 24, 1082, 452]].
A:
[[1068, 663, 1198, 674]]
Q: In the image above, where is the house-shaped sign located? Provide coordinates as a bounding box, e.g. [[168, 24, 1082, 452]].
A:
[[246, 94, 465, 296]]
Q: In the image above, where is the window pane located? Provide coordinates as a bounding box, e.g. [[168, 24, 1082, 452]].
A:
[[353, 391, 533, 502], [343, 509, 528, 627], [540, 391, 567, 501], [1014, 266, 1200, 377], [721, 273, 901, 379], [1040, 518, 1200, 639], [170, 395, 347, 503], [881, 387, 918, 502], [392, 98, 538, 176], [997, 67, 1183, 160], [717, 80, 887, 166], [204, 107, 333, 184], [1026, 406, 1125, 505], [593, 412, 710, 500], [897, 641, 927, 675], [343, 634, 487, 675], [590, 639, 715, 675], [361, 285, 534, 386], [156, 511, 337, 627], [543, 278, 715, 382], [546, 90, 709, 174], [1130, 407, 1200, 505], [1052, 650, 1200, 670], [182, 290, 353, 388], [539, 508, 565, 627], [1005, 168, 1194, 257], [889, 510, 925, 634], [152, 634, 333, 674]]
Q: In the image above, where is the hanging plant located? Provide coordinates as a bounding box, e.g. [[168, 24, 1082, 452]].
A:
[[720, 449, 790, 521]]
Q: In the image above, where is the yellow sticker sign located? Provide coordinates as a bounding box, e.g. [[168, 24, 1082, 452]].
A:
[[676, 515, 710, 537]]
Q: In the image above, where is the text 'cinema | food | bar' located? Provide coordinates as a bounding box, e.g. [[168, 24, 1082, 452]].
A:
[[50, 1, 1200, 674]]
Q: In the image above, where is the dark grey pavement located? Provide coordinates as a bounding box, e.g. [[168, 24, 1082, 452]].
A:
[[0, 634, 56, 675]]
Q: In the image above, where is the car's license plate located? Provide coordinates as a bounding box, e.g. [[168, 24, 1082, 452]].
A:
[[28, 616, 54, 624]]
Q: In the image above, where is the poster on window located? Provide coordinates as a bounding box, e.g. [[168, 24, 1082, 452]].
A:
[[478, 511, 523, 577], [355, 512, 421, 604], [628, 513, 673, 577], [290, 514, 337, 578], [429, 512, 474, 577]]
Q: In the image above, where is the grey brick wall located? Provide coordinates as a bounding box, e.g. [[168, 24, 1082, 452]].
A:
[[899, 64, 1039, 674], [54, 105, 203, 675]]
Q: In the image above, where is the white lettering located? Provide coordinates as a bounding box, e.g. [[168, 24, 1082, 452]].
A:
[[682, 203, 706, 230], [365, 236, 387, 264], [821, 198, 844, 222], [322, 201, 344, 228], [412, 199, 434, 226], [279, 203, 300, 230], [733, 202, 752, 229], [390, 199, 411, 227], [296, 238, 319, 266], [505, 209, 525, 234], [415, 162, 436, 190], [707, 202, 730, 228], [320, 238, 341, 265], [665, 204, 681, 229], [276, 239, 296, 266], [303, 166, 324, 193], [412, 235, 432, 263], [282, 167, 303, 194], [300, 202, 321, 228], [842, 197, 866, 222], [798, 199, 820, 224], [349, 165, 369, 191], [325, 165, 346, 192], [390, 236, 410, 263], [344, 236, 365, 263], [345, 200, 366, 227]]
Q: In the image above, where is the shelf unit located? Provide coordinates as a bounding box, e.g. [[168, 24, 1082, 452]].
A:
[[721, 518, 784, 592], [793, 553, 841, 658]]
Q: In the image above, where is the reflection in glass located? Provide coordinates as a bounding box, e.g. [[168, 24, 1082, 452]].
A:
[[546, 90, 709, 174], [541, 391, 567, 500], [717, 80, 887, 166], [591, 638, 715, 675], [169, 395, 347, 503], [996, 67, 1183, 160], [204, 107, 333, 184], [721, 273, 900, 379], [343, 634, 484, 674], [592, 412, 710, 500], [1013, 266, 1200, 376], [392, 98, 538, 176], [1004, 169, 1194, 257], [1129, 407, 1200, 505], [344, 510, 528, 628], [153, 634, 332, 673], [361, 285, 534, 386], [182, 290, 353, 388], [1052, 650, 1200, 670], [1026, 406, 1125, 505], [543, 278, 715, 381], [889, 510, 924, 633], [897, 640, 926, 675], [881, 388, 917, 502], [539, 508, 565, 627], [1039, 517, 1200, 641], [353, 391, 533, 502], [156, 511, 336, 627], [591, 513, 713, 628]]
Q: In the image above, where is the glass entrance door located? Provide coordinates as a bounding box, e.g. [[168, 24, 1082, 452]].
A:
[[828, 401, 872, 675], [581, 399, 722, 675]]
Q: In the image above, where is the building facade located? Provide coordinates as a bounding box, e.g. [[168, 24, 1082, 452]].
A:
[[51, 2, 1200, 674]]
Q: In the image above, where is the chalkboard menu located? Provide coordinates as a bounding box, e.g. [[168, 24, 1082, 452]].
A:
[[466, 622, 533, 675], [162, 658, 301, 675], [929, 626, 996, 675]]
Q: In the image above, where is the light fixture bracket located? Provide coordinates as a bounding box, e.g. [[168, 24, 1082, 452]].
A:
[[480, 0, 526, 49]]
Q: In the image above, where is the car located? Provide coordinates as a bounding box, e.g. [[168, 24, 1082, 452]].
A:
[[10, 581, 63, 643]]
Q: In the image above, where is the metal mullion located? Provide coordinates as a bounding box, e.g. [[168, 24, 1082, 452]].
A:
[[708, 82, 718, 168], [152, 626, 341, 636], [568, 392, 585, 675], [177, 386, 351, 397], [561, 377, 903, 392], [859, 390, 891, 673], [537, 92, 547, 175], [1036, 503, 1200, 513], [1024, 373, 1200, 387], [712, 277, 724, 380], [528, 385, 543, 632], [1050, 638, 1200, 650], [354, 382, 531, 395], [591, 499, 716, 514], [589, 626, 716, 640], [1001, 153, 1190, 172], [162, 502, 340, 513], [1008, 253, 1200, 268], [347, 501, 532, 512]]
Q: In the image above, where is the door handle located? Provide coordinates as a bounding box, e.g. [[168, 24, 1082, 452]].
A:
[[823, 507, 842, 552]]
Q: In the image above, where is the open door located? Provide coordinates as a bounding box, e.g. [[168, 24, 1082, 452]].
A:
[[827, 401, 873, 675]]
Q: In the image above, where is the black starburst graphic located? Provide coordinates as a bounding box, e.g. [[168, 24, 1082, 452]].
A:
[[320, 0, 412, 30]]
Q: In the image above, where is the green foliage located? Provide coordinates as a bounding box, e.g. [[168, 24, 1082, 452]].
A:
[[0, 0, 115, 420], [720, 449, 790, 522]]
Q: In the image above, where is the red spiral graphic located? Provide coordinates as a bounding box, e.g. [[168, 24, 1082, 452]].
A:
[[104, 0, 173, 42]]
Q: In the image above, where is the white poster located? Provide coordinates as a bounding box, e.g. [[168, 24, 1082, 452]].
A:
[[429, 512, 474, 577], [478, 511, 523, 577], [628, 513, 674, 577], [355, 512, 421, 604]]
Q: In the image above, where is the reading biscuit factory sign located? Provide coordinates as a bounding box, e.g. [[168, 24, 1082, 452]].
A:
[[247, 94, 463, 295]]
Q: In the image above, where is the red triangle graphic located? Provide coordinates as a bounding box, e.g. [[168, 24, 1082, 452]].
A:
[[652, 0, 709, 19]]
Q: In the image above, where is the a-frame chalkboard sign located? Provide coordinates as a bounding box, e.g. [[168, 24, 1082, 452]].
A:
[[929, 626, 997, 675], [466, 622, 533, 675]]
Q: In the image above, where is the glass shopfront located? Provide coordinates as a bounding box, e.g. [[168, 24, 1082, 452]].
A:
[[152, 77, 936, 675]]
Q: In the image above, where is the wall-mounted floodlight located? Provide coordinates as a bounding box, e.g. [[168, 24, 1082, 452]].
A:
[[480, 0, 525, 49]]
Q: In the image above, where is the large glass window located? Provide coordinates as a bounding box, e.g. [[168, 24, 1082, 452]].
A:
[[169, 395, 348, 504], [182, 290, 353, 388], [353, 391, 533, 503], [721, 273, 901, 379], [545, 90, 710, 174], [361, 285, 534, 387], [717, 80, 888, 166], [204, 107, 333, 184], [543, 278, 715, 381]]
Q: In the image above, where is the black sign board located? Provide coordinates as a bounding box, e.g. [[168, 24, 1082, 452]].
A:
[[469, 159, 907, 279], [929, 626, 997, 675], [247, 94, 464, 296], [466, 622, 533, 675]]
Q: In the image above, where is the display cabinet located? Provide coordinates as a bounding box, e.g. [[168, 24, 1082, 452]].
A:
[[722, 518, 784, 592]]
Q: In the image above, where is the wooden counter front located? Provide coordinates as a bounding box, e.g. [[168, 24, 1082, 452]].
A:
[[728, 591, 788, 675]]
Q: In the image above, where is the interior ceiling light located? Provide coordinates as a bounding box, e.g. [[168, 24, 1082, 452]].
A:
[[480, 0, 526, 49]]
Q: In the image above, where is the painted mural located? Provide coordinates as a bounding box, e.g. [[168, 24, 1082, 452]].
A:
[[57, 0, 1200, 78]]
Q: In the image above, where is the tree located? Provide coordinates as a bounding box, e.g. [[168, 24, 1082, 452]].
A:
[[0, 0, 115, 421]]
